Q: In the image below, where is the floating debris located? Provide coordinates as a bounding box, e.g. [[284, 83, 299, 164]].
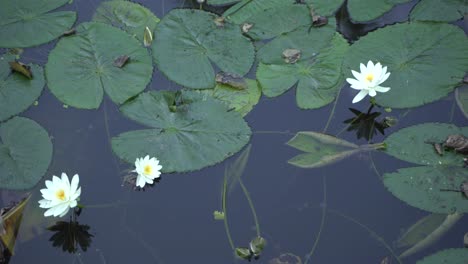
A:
[[433, 143, 444, 156], [113, 55, 130, 68], [443, 134, 468, 154], [312, 15, 328, 27], [213, 211, 225, 220], [215, 72, 247, 90], [214, 17, 225, 28], [9, 61, 32, 79], [61, 28, 76, 37], [242, 23, 253, 33], [268, 253, 302, 264], [282, 49, 301, 64], [143, 26, 153, 47]]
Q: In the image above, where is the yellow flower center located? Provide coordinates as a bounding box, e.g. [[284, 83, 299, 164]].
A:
[[56, 189, 66, 201], [365, 73, 374, 82], [144, 165, 152, 175]]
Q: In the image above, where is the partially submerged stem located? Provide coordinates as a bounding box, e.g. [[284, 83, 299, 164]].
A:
[[360, 142, 386, 151], [222, 169, 236, 251], [323, 86, 343, 133], [304, 177, 327, 264], [239, 179, 261, 237]]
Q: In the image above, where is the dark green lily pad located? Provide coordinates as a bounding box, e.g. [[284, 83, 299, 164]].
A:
[[411, 0, 467, 22], [384, 166, 468, 214], [0, 54, 44, 122], [111, 90, 251, 173], [152, 9, 254, 89], [223, 0, 295, 24], [0, 117, 52, 190], [344, 22, 468, 108], [257, 23, 348, 109], [287, 131, 360, 168], [0, 0, 76, 48], [347, 0, 411, 22], [198, 78, 261, 116], [46, 22, 153, 109], [416, 248, 468, 264], [455, 85, 468, 119], [241, 4, 311, 40], [93, 0, 160, 42], [305, 0, 344, 16], [384, 123, 468, 167]]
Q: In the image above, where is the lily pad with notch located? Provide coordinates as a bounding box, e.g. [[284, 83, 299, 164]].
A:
[[0, 54, 45, 122], [0, 117, 52, 190], [257, 22, 348, 109], [152, 9, 255, 89], [0, 0, 77, 48], [46, 22, 153, 109], [344, 22, 468, 108], [111, 90, 251, 173], [410, 0, 468, 22]]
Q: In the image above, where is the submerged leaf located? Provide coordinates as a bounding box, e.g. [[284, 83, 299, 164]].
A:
[[153, 9, 254, 89], [455, 86, 468, 119], [396, 214, 447, 249], [111, 91, 251, 173], [287, 131, 370, 168], [268, 253, 302, 264], [0, 0, 76, 48], [399, 213, 463, 258], [416, 248, 468, 263], [249, 236, 266, 256], [226, 145, 252, 193], [48, 220, 93, 253], [8, 61, 32, 79], [235, 247, 251, 260], [0, 195, 30, 255], [215, 72, 247, 90], [213, 211, 225, 220]]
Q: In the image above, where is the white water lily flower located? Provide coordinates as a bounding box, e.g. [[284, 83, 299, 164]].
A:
[[38, 173, 81, 217], [133, 155, 162, 188], [346, 60, 391, 103]]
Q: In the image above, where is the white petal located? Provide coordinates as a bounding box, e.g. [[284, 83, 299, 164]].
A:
[[40, 188, 55, 200], [44, 207, 56, 217], [360, 63, 366, 73], [374, 86, 391, 93], [379, 72, 390, 84], [52, 203, 69, 217], [351, 70, 364, 82], [69, 200, 78, 208], [52, 175, 61, 185], [367, 60, 374, 69], [70, 174, 79, 194], [58, 206, 70, 218], [346, 78, 365, 90], [70, 187, 81, 201], [45, 180, 53, 189], [352, 90, 369, 103], [369, 89, 377, 97], [136, 175, 146, 188]]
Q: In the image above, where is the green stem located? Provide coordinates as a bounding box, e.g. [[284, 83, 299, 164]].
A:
[[327, 209, 402, 264], [304, 177, 327, 264], [322, 86, 343, 133], [222, 169, 236, 251], [254, 130, 295, 136], [449, 96, 456, 122], [360, 142, 387, 151], [239, 179, 260, 237], [369, 151, 383, 181]]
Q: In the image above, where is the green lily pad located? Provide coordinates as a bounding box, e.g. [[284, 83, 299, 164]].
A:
[[223, 0, 295, 24], [111, 90, 251, 173], [0, 54, 44, 122], [344, 22, 468, 108], [0, 0, 76, 48], [305, 0, 344, 16], [455, 85, 468, 119], [241, 4, 311, 40], [0, 117, 52, 190], [152, 9, 254, 89], [384, 123, 468, 167], [46, 22, 153, 109], [287, 131, 361, 168], [411, 0, 467, 22], [257, 24, 348, 109], [93, 0, 160, 42], [396, 214, 447, 249], [198, 78, 261, 116], [416, 248, 468, 264], [384, 166, 468, 214]]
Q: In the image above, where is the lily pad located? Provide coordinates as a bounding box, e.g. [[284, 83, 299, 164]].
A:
[[0, 54, 44, 122], [344, 22, 468, 108], [383, 166, 468, 214], [198, 78, 261, 116], [411, 0, 467, 22], [416, 248, 468, 264], [347, 0, 411, 22], [152, 9, 254, 89], [305, 0, 344, 16], [287, 131, 362, 168], [384, 123, 468, 167], [93, 0, 160, 42], [0, 0, 76, 48], [241, 4, 311, 40], [223, 0, 295, 24], [455, 85, 468, 119], [257, 24, 348, 109], [46, 22, 153, 109], [111, 90, 251, 173], [0, 117, 52, 190]]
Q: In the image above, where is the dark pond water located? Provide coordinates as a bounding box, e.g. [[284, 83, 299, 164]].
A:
[[1, 0, 467, 263]]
